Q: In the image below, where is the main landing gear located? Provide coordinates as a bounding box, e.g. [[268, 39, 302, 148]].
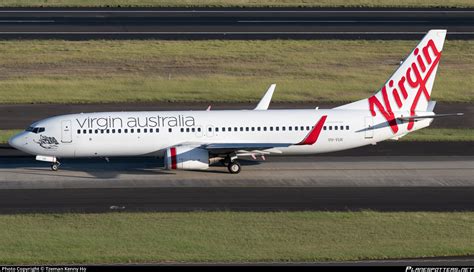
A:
[[51, 161, 61, 171], [224, 155, 241, 174], [227, 160, 241, 174]]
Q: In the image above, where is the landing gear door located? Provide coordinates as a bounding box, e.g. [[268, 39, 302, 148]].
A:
[[364, 116, 374, 139], [61, 120, 72, 143]]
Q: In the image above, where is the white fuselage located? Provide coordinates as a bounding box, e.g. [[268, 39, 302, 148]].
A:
[[9, 108, 432, 159]]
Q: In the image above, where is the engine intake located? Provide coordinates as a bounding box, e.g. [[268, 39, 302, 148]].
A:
[[165, 146, 209, 170]]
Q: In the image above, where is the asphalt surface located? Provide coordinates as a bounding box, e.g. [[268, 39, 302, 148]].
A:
[[0, 155, 472, 213], [0, 8, 473, 40], [0, 102, 471, 130]]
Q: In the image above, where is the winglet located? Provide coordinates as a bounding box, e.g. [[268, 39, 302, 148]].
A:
[[296, 115, 327, 145], [254, 84, 276, 110]]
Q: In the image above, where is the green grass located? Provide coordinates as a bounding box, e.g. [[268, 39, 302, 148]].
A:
[[0, 40, 472, 104], [400, 128, 474, 142], [1, 0, 473, 8], [0, 211, 472, 264], [0, 130, 21, 144], [1, 129, 472, 144], [0, 129, 20, 143]]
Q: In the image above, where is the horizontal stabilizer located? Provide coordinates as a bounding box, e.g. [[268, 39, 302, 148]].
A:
[[397, 113, 463, 121]]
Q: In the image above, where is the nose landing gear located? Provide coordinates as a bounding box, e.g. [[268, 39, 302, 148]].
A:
[[51, 161, 61, 171]]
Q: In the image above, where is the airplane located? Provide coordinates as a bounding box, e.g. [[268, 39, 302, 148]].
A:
[[8, 29, 463, 174]]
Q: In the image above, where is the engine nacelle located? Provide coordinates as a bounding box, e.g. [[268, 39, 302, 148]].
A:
[[165, 146, 209, 170]]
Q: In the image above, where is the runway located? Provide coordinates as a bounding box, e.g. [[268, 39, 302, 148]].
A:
[[0, 8, 473, 39], [0, 155, 472, 213]]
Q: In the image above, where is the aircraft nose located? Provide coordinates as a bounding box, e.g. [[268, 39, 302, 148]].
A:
[[8, 133, 25, 149]]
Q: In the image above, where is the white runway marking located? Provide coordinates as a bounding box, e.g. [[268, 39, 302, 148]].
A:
[[0, 31, 472, 35], [0, 10, 473, 13]]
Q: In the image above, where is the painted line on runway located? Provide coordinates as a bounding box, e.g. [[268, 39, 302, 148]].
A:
[[237, 20, 433, 23], [0, 31, 472, 34], [0, 20, 55, 23], [0, 10, 474, 13]]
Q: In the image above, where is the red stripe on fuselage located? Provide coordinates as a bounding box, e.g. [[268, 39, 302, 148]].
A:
[[170, 147, 177, 169], [296, 115, 327, 145]]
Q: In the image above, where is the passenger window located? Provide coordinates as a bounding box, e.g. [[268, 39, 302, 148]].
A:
[[282, 127, 286, 131], [149, 129, 153, 133], [156, 128, 160, 133], [198, 128, 201, 132], [263, 127, 267, 131], [300, 126, 304, 131], [137, 129, 141, 133], [112, 129, 115, 133], [95, 130, 98, 134], [276, 127, 279, 131], [216, 127, 219, 132], [257, 127, 261, 131], [192, 128, 195, 132], [234, 127, 238, 132], [89, 129, 92, 134], [289, 127, 292, 131], [222, 127, 226, 132], [295, 126, 298, 131], [186, 128, 190, 132], [346, 126, 349, 130], [106, 129, 110, 134], [39, 128, 45, 133], [208, 127, 212, 132], [240, 127, 243, 131], [270, 127, 273, 131], [245, 127, 249, 131], [169, 128, 173, 133], [124, 129, 128, 133], [101, 130, 105, 134], [323, 126, 327, 130], [77, 130, 81, 134], [144, 128, 148, 133], [130, 129, 134, 133], [118, 129, 121, 133], [228, 127, 231, 131], [329, 126, 332, 130], [306, 126, 310, 131], [335, 126, 338, 130], [251, 127, 255, 131], [83, 129, 87, 134]]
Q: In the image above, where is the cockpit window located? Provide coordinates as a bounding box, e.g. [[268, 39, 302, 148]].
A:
[[26, 127, 45, 133]]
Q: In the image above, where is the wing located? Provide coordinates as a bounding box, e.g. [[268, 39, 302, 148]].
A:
[[202, 115, 327, 157], [204, 143, 290, 155]]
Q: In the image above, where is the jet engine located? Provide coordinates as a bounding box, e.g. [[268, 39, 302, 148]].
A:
[[165, 146, 209, 170]]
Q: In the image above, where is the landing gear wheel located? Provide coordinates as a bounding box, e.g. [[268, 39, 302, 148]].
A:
[[51, 162, 60, 171], [227, 161, 241, 174]]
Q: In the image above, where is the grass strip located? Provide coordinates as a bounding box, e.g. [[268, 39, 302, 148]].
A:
[[399, 128, 474, 142], [0, 0, 473, 8], [0, 40, 472, 104], [1, 128, 472, 145], [0, 211, 472, 264], [0, 130, 21, 144]]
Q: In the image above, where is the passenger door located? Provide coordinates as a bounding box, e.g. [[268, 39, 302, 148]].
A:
[[364, 116, 374, 139], [61, 120, 72, 143]]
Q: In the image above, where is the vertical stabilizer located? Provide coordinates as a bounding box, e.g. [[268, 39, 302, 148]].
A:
[[337, 30, 446, 115]]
